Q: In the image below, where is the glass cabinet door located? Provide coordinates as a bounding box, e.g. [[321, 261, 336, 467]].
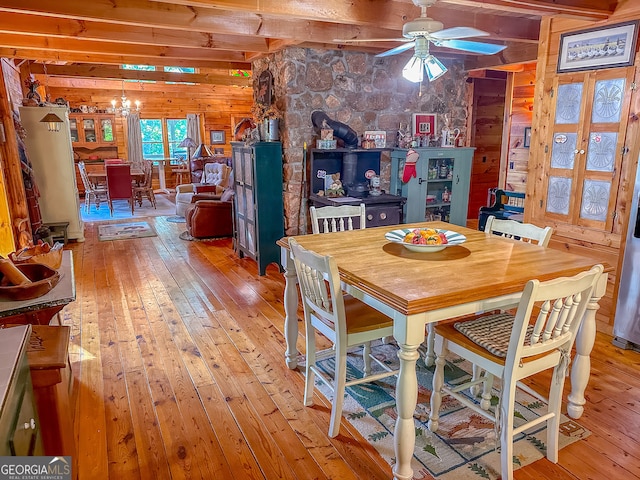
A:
[[100, 118, 114, 143], [536, 66, 634, 234], [69, 118, 79, 143], [83, 119, 97, 143]]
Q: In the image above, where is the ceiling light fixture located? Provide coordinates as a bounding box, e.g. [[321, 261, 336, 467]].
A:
[[109, 81, 141, 117], [401, 37, 448, 83]]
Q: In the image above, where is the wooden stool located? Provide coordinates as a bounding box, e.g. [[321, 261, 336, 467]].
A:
[[27, 325, 77, 478], [44, 222, 69, 245]]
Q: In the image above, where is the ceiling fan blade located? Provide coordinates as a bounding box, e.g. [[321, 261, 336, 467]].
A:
[[333, 37, 409, 43], [430, 27, 489, 40], [376, 42, 416, 57], [433, 39, 506, 55]]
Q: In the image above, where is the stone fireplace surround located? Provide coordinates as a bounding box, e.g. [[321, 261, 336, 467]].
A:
[[252, 48, 470, 235]]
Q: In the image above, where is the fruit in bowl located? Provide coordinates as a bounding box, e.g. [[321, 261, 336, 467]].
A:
[[385, 228, 467, 253], [404, 228, 448, 245]]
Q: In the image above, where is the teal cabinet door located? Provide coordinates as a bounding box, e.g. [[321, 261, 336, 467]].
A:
[[390, 147, 474, 227], [231, 142, 284, 275]]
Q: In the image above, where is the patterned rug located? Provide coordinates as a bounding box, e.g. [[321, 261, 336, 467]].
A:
[[312, 343, 590, 480], [98, 221, 157, 241]]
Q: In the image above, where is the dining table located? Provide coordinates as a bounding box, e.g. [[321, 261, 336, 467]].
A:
[[277, 221, 608, 480], [87, 166, 144, 184]]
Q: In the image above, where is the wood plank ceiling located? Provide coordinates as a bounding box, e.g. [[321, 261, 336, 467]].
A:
[[0, 0, 617, 85]]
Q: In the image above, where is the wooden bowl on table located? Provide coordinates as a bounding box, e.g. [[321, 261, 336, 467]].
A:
[[9, 243, 63, 270], [0, 263, 61, 301]]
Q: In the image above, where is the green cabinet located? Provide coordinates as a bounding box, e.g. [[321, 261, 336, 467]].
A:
[[231, 142, 284, 276], [0, 325, 43, 457], [390, 147, 474, 227]]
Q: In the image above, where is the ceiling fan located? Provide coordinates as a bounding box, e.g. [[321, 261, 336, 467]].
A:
[[334, 0, 507, 82]]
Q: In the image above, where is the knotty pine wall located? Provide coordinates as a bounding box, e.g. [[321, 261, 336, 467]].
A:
[[504, 68, 535, 193], [526, 3, 640, 333], [41, 77, 253, 160], [468, 77, 506, 218]]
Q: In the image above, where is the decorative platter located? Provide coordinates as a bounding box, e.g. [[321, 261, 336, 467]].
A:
[[385, 228, 467, 253]]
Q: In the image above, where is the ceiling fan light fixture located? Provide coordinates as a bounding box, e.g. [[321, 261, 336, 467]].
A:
[[402, 56, 424, 83], [424, 55, 447, 81]]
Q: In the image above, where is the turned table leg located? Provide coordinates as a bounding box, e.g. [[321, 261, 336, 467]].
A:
[[567, 272, 607, 419], [281, 247, 299, 369]]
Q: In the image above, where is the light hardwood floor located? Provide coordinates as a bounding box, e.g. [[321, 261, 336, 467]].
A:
[[63, 216, 640, 479]]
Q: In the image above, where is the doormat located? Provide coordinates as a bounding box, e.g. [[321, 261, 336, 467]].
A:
[[98, 221, 157, 241], [310, 343, 590, 480]]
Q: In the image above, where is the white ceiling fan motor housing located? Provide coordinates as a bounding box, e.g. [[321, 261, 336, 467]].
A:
[[403, 17, 444, 38]]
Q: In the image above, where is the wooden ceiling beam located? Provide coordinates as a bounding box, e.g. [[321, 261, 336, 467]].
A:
[[149, 0, 613, 24], [0, 0, 540, 44], [0, 48, 250, 69], [0, 33, 250, 63], [39, 76, 251, 96], [28, 63, 251, 87], [438, 0, 615, 20], [0, 11, 270, 52]]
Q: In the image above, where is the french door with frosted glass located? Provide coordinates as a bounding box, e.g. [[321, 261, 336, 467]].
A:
[[535, 67, 634, 234]]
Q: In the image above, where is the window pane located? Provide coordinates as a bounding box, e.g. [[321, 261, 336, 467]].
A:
[[140, 119, 164, 159], [166, 119, 188, 158]]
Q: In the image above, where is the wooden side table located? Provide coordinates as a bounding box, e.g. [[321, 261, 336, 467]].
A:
[[27, 325, 77, 478]]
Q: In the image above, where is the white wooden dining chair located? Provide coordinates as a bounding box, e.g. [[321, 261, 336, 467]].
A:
[[428, 264, 603, 480], [288, 237, 398, 438], [485, 215, 553, 247], [309, 203, 366, 234]]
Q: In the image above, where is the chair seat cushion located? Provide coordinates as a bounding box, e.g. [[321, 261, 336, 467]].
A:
[[454, 312, 533, 358]]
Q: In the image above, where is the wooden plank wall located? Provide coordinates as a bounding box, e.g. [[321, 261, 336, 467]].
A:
[[468, 77, 506, 218], [505, 68, 535, 193], [526, 4, 640, 334], [40, 77, 253, 159]]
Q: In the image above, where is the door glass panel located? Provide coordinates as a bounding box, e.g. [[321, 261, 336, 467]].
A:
[[555, 83, 583, 124], [69, 118, 78, 142], [546, 176, 572, 215], [550, 133, 577, 169], [83, 119, 96, 142], [245, 188, 254, 221], [242, 152, 253, 185], [592, 78, 625, 124], [100, 119, 114, 142], [586, 132, 617, 172], [580, 179, 611, 221]]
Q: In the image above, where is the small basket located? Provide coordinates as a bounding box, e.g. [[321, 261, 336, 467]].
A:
[[9, 243, 63, 270], [0, 263, 60, 301]]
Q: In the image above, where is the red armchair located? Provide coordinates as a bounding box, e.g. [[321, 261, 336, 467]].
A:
[[185, 198, 233, 239]]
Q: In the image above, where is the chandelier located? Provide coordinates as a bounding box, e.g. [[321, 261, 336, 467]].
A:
[[109, 81, 141, 117]]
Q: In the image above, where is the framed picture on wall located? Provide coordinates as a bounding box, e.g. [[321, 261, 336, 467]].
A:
[[557, 20, 639, 73], [411, 113, 437, 137], [210, 130, 225, 144]]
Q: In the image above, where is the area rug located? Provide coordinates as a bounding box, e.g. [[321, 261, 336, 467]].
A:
[[98, 221, 157, 241], [312, 343, 590, 480], [81, 193, 176, 222]]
